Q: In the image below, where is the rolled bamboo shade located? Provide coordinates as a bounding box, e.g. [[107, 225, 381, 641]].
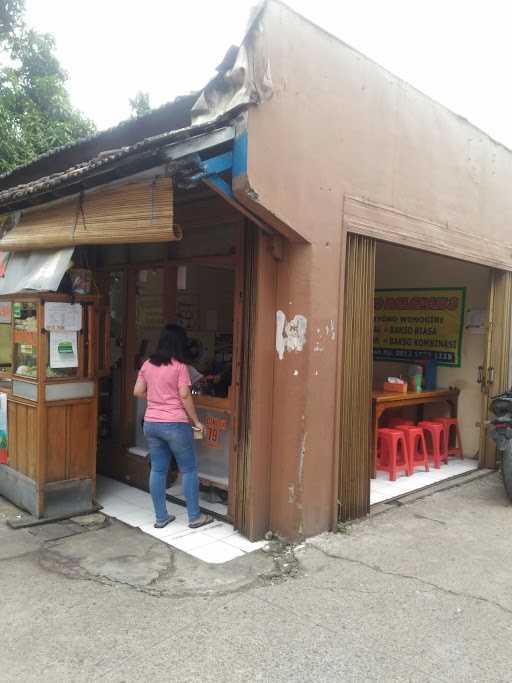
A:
[[0, 177, 180, 251]]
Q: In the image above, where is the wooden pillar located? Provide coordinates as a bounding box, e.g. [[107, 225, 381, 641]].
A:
[[235, 227, 277, 540]]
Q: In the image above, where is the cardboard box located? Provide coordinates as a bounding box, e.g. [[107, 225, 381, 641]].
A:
[[383, 381, 408, 394]]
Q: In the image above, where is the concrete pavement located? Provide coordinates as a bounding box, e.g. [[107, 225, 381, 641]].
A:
[[1, 472, 512, 682]]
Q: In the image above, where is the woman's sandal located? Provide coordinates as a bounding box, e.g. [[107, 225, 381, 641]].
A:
[[188, 513, 214, 529], [154, 514, 176, 529]]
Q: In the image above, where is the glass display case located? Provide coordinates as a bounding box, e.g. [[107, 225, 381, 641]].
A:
[[13, 301, 38, 378], [0, 290, 107, 522], [0, 292, 106, 394]]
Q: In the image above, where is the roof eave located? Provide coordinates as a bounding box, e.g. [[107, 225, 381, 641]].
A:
[[0, 123, 236, 215]]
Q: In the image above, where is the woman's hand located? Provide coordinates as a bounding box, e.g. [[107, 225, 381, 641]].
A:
[[179, 385, 203, 429]]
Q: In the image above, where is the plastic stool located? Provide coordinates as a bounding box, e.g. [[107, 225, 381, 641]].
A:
[[397, 425, 430, 473], [418, 421, 448, 468], [376, 428, 410, 481], [433, 418, 463, 459], [388, 417, 415, 429]]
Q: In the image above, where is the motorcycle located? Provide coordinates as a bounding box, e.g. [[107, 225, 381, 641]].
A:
[[489, 391, 512, 499]]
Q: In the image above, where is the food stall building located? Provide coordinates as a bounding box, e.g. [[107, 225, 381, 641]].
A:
[[0, 1, 511, 542]]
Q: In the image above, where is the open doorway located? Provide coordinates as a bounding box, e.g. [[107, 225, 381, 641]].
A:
[[371, 242, 487, 504], [336, 233, 510, 523], [95, 217, 245, 524]]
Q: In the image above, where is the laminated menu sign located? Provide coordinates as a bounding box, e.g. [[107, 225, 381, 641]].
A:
[[373, 288, 466, 367], [136, 295, 164, 329], [44, 302, 82, 331], [50, 331, 78, 368]]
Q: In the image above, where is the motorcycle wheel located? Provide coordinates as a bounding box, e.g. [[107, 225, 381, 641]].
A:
[[501, 446, 512, 500]]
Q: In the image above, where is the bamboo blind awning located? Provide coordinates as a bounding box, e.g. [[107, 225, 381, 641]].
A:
[[0, 177, 180, 251]]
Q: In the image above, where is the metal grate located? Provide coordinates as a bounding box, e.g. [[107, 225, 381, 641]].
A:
[[480, 270, 512, 468], [337, 233, 376, 521]]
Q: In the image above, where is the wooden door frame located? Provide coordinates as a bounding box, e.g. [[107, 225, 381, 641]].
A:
[[233, 224, 277, 539], [226, 223, 245, 521], [91, 215, 276, 539], [96, 244, 248, 522], [333, 222, 512, 525]]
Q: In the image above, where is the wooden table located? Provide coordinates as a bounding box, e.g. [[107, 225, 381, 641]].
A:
[[372, 388, 460, 477]]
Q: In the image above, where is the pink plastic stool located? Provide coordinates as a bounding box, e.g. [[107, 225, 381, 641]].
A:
[[418, 421, 448, 468], [376, 428, 410, 481], [433, 418, 463, 459], [397, 425, 430, 473]]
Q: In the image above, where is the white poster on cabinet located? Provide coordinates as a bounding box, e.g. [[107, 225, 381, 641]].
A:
[[49, 331, 78, 368], [44, 302, 82, 331]]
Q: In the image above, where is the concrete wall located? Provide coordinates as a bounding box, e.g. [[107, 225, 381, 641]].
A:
[[374, 242, 490, 457], [247, 1, 512, 248], [234, 1, 512, 539]]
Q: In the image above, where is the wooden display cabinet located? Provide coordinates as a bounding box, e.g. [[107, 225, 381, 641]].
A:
[[0, 291, 108, 518]]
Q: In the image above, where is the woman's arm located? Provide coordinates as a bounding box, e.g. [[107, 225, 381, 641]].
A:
[[133, 376, 147, 398], [179, 385, 204, 430]]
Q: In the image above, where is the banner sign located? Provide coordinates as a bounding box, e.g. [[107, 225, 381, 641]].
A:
[[373, 288, 466, 367], [195, 407, 230, 484]]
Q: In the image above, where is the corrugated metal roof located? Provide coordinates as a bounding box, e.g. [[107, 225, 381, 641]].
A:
[[0, 38, 250, 213], [0, 93, 199, 192], [0, 38, 246, 193], [0, 119, 228, 213]]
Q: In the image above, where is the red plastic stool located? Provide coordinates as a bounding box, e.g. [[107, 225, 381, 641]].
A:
[[418, 421, 448, 468], [397, 426, 429, 473], [433, 418, 463, 459], [376, 428, 410, 481], [388, 417, 415, 429]]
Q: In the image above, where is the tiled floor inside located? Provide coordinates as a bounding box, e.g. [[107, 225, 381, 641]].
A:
[[370, 458, 479, 505], [95, 475, 264, 564]]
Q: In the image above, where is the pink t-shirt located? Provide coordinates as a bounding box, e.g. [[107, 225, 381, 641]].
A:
[[138, 359, 191, 423]]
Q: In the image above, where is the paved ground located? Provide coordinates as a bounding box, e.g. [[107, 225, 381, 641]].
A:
[[2, 471, 512, 682]]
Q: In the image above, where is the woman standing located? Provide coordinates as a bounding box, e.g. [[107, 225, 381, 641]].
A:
[[133, 324, 212, 529]]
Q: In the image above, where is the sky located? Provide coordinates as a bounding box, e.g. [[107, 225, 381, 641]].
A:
[[25, 0, 512, 148]]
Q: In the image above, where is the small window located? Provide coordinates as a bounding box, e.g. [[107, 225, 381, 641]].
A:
[[13, 301, 37, 379]]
